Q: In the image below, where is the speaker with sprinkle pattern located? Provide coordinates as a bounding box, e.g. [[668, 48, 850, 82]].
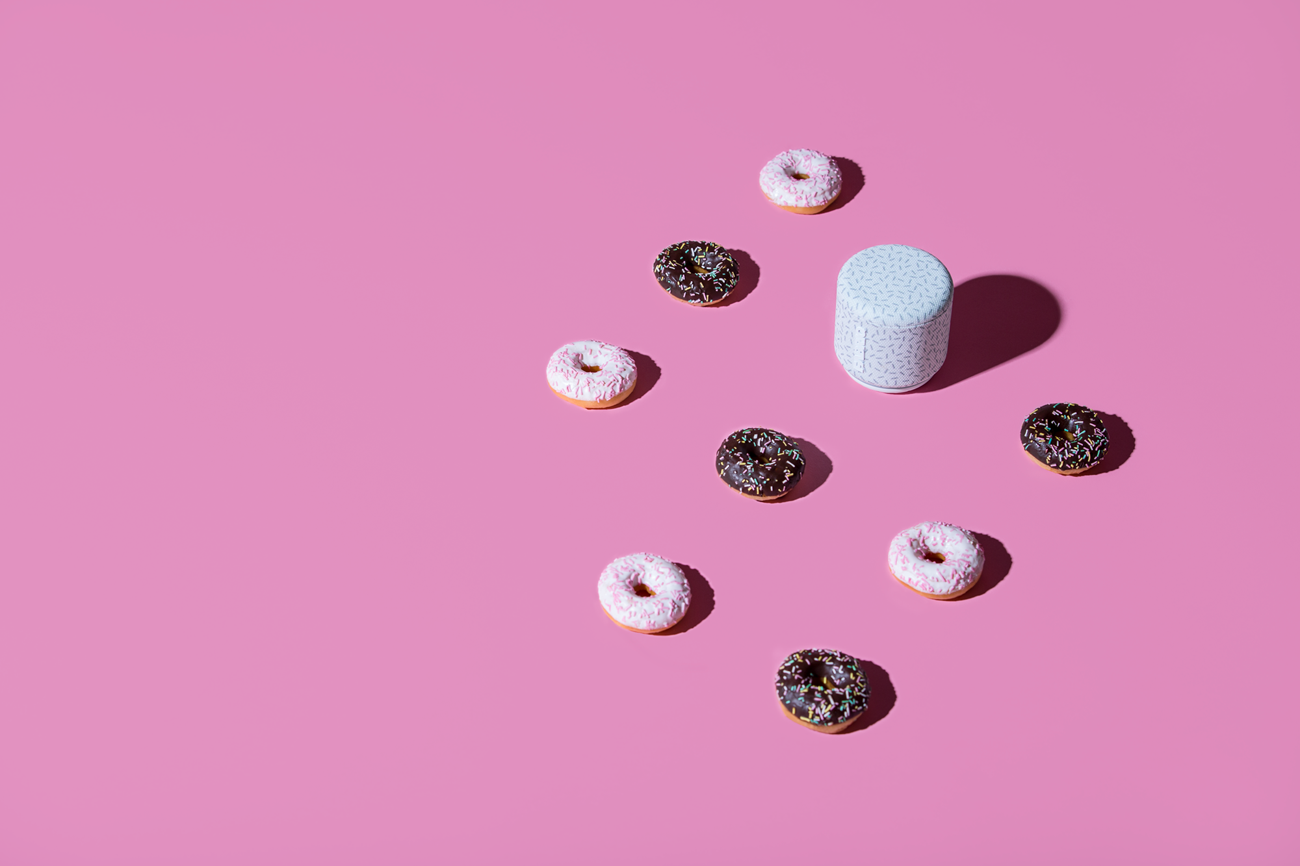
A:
[[833, 244, 954, 393]]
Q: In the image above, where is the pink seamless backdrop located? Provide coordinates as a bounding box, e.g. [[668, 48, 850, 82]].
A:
[[1, 1, 1297, 863]]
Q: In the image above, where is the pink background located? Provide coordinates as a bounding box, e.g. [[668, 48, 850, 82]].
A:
[[1, 1, 1297, 863]]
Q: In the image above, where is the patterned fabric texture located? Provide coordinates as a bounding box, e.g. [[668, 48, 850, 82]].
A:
[[834, 245, 953, 392]]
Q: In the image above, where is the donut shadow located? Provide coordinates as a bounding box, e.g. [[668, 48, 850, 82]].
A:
[[713, 248, 760, 307], [953, 532, 1012, 600], [1080, 412, 1135, 475], [655, 564, 714, 635], [821, 157, 864, 213], [912, 275, 1061, 392], [619, 351, 661, 407], [841, 659, 896, 734], [777, 438, 833, 502]]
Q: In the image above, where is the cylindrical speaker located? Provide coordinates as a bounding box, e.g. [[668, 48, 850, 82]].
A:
[[834, 244, 953, 393]]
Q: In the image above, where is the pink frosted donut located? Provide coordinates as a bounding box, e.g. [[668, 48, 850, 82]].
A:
[[759, 148, 843, 214], [597, 553, 691, 634], [888, 522, 985, 600], [546, 340, 637, 408]]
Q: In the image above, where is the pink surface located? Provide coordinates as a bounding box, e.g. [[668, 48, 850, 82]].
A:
[[1, 1, 1297, 863]]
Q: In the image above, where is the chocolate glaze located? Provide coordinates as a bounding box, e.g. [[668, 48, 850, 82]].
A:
[[776, 649, 870, 727], [1021, 402, 1109, 471], [715, 428, 805, 499], [653, 241, 739, 305]]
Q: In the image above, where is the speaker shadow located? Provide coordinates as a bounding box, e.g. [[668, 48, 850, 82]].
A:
[[915, 275, 1061, 392]]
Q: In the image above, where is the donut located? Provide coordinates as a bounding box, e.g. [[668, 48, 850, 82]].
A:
[[597, 553, 691, 634], [759, 148, 842, 214], [546, 340, 637, 409], [653, 241, 740, 306], [1021, 402, 1110, 475], [775, 649, 871, 734], [715, 428, 805, 501], [888, 522, 986, 600]]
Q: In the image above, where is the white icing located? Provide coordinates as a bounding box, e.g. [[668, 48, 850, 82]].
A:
[[546, 340, 636, 403], [759, 149, 842, 208], [597, 553, 690, 632], [887, 522, 985, 597]]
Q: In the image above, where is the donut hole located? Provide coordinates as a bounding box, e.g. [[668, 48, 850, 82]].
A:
[[632, 583, 656, 598], [791, 172, 810, 180], [808, 661, 839, 691], [690, 264, 708, 275], [921, 550, 947, 564], [579, 364, 602, 373], [1046, 422, 1076, 442]]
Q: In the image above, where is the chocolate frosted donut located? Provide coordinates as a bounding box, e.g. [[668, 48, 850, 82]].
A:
[[715, 428, 805, 500], [776, 649, 870, 734], [1021, 402, 1110, 475], [653, 241, 739, 306]]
